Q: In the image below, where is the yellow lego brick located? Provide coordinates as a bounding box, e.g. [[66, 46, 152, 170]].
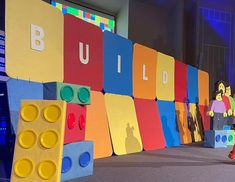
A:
[[156, 52, 175, 101], [11, 100, 67, 182], [6, 0, 64, 82], [105, 93, 143, 155]]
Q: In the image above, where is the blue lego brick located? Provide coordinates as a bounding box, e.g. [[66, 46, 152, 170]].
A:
[[6, 79, 43, 134], [187, 65, 198, 103], [61, 141, 93, 181], [204, 130, 227, 148], [157, 100, 181, 147], [104, 31, 133, 96]]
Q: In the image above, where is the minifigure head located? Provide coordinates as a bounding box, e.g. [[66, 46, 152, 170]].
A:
[[215, 90, 223, 101], [225, 82, 231, 97], [215, 81, 225, 95]]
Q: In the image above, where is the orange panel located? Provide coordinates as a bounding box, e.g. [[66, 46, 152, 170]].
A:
[[198, 70, 209, 106], [85, 91, 113, 159], [133, 43, 157, 99], [175, 102, 192, 144]]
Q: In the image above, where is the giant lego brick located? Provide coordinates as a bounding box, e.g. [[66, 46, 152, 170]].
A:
[[157, 100, 181, 147], [175, 102, 192, 144], [188, 103, 203, 142], [64, 14, 103, 91], [198, 70, 209, 106], [187, 66, 198, 103], [43, 82, 90, 105], [64, 104, 86, 144], [85, 91, 113, 159], [5, 0, 63, 82], [11, 100, 66, 182], [198, 105, 210, 130], [61, 141, 93, 181], [104, 31, 133, 96], [0, 81, 11, 147], [156, 52, 175, 101], [134, 98, 166, 151], [175, 60, 187, 102], [204, 130, 227, 148], [105, 93, 143, 155], [7, 79, 43, 134], [133, 44, 157, 99], [226, 130, 235, 146]]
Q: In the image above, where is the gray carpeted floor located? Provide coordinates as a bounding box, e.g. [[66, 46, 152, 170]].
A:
[[1, 143, 235, 182], [70, 143, 235, 182]]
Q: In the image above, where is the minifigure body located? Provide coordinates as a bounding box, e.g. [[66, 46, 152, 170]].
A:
[[208, 90, 227, 130]]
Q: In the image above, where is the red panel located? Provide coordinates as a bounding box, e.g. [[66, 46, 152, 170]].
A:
[[64, 103, 86, 144], [199, 105, 210, 130], [134, 98, 166, 151], [175, 60, 187, 102], [64, 14, 103, 91]]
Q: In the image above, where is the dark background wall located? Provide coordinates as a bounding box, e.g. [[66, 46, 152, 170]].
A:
[[128, 0, 184, 61], [0, 0, 4, 30]]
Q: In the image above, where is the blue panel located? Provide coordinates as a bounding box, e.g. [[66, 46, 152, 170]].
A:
[[157, 100, 180, 147], [104, 31, 133, 95], [61, 141, 93, 181], [7, 79, 43, 134], [204, 130, 227, 148], [187, 65, 198, 103]]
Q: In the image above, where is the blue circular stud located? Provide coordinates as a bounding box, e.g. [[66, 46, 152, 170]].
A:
[[61, 156, 72, 173], [79, 152, 91, 168], [215, 135, 220, 142], [222, 135, 227, 143]]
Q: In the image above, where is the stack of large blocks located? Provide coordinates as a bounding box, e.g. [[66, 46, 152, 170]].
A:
[[8, 83, 94, 182], [0, 0, 215, 181]]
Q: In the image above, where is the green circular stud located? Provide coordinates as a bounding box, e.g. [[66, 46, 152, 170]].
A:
[[78, 87, 90, 103], [60, 86, 74, 102]]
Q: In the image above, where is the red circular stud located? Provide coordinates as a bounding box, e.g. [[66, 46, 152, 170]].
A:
[[79, 115, 85, 130], [67, 113, 75, 129]]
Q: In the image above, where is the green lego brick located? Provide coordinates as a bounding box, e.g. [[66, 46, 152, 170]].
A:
[[43, 82, 90, 105], [226, 130, 235, 146]]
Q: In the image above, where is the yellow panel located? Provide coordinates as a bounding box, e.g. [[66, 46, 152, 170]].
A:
[[188, 103, 203, 142], [6, 0, 63, 82], [175, 102, 192, 144], [156, 52, 175, 101], [11, 100, 66, 182], [105, 93, 143, 155], [85, 91, 113, 159]]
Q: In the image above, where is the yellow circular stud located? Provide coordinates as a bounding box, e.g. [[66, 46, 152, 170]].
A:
[[38, 160, 56, 180], [14, 158, 33, 178], [40, 130, 58, 149], [18, 130, 37, 149], [20, 104, 39, 122], [43, 105, 61, 123]]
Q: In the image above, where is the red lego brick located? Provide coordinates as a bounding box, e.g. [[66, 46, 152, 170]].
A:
[[64, 103, 86, 144]]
